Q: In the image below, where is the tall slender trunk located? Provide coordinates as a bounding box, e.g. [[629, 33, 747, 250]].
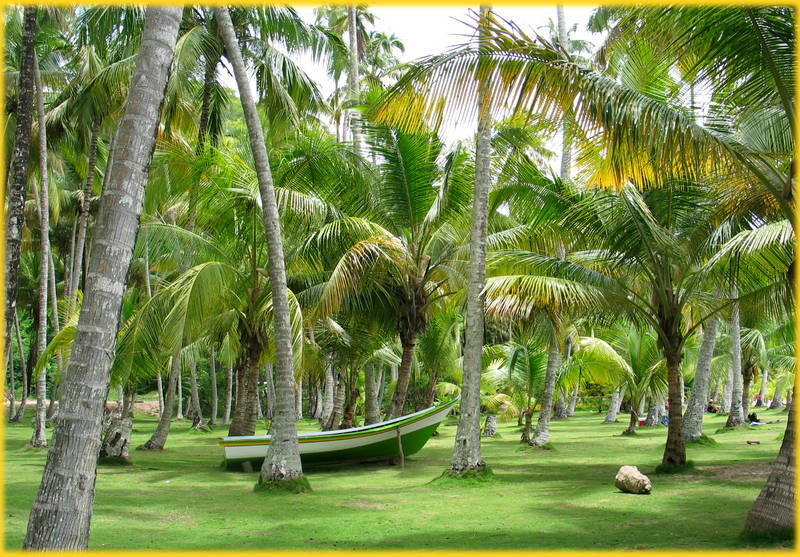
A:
[[46, 248, 61, 422], [209, 347, 218, 425], [32, 50, 52, 441], [389, 336, 417, 418], [567, 382, 579, 416], [11, 310, 28, 422], [726, 293, 744, 427], [215, 7, 303, 485], [722, 366, 733, 413], [742, 365, 754, 418], [604, 386, 623, 423], [295, 378, 303, 420], [222, 362, 233, 425], [683, 315, 719, 441], [756, 368, 768, 408], [321, 363, 334, 426], [175, 365, 183, 420], [364, 363, 380, 425], [556, 5, 572, 182], [70, 118, 102, 303], [4, 7, 37, 368], [520, 407, 532, 443], [140, 351, 180, 450], [66, 218, 77, 300], [7, 330, 15, 418], [450, 5, 492, 474], [346, 5, 359, 149], [188, 54, 219, 229], [744, 388, 795, 533], [264, 361, 275, 419], [188, 360, 205, 428], [340, 366, 358, 428], [23, 11, 181, 548], [313, 381, 324, 419], [531, 342, 561, 446], [661, 350, 687, 468], [325, 369, 346, 431]]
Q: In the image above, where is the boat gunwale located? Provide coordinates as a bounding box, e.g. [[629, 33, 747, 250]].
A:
[[218, 397, 458, 447]]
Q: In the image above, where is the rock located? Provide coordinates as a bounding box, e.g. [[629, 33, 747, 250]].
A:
[[614, 465, 652, 494]]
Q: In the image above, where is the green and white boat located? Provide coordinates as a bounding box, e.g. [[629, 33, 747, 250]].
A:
[[219, 397, 458, 468]]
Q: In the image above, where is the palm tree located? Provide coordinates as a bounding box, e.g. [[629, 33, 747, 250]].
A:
[[4, 7, 37, 377], [23, 8, 181, 549], [215, 6, 305, 489]]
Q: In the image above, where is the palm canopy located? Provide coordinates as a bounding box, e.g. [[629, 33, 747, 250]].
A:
[[372, 8, 794, 225]]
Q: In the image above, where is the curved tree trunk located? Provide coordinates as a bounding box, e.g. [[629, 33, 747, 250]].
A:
[[4, 7, 37, 371], [744, 388, 794, 533], [531, 343, 561, 446], [388, 336, 417, 418], [216, 7, 303, 485], [450, 5, 492, 474], [726, 294, 745, 427], [683, 315, 719, 441], [23, 11, 181, 548], [140, 352, 179, 450]]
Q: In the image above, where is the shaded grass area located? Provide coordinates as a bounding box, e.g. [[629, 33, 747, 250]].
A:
[[4, 407, 792, 550]]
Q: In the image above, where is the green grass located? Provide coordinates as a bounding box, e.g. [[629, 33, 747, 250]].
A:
[[4, 407, 792, 550]]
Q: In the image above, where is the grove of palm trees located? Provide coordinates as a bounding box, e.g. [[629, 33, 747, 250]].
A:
[[3, 4, 795, 550]]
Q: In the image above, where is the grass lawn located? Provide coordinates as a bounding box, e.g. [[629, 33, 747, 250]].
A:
[[4, 405, 792, 550]]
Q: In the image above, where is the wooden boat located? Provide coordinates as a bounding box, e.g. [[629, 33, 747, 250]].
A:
[[219, 397, 458, 469]]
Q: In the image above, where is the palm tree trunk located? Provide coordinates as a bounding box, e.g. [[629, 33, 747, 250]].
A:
[[313, 381, 324, 419], [222, 362, 233, 425], [722, 366, 733, 413], [340, 367, 359, 428], [7, 330, 15, 419], [188, 360, 205, 428], [346, 5, 360, 149], [556, 5, 572, 182], [228, 336, 262, 437], [209, 347, 218, 425], [604, 386, 623, 423], [744, 387, 794, 533], [483, 414, 497, 437], [140, 351, 180, 451], [176, 366, 183, 420], [450, 6, 492, 474], [520, 408, 532, 443], [99, 386, 133, 462], [321, 363, 334, 425], [296, 379, 303, 420], [4, 7, 37, 370], [531, 342, 561, 446], [325, 370, 346, 431], [70, 118, 102, 303], [644, 396, 662, 426], [66, 219, 77, 299], [567, 376, 580, 417], [364, 363, 380, 425], [755, 368, 768, 408], [742, 365, 754, 419], [215, 7, 303, 486], [770, 379, 785, 409], [726, 294, 745, 427], [11, 310, 28, 422], [661, 350, 687, 468], [264, 361, 275, 419], [388, 335, 417, 418], [23, 11, 181, 548], [683, 315, 719, 441]]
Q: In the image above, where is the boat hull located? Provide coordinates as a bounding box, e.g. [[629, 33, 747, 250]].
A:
[[219, 398, 457, 468]]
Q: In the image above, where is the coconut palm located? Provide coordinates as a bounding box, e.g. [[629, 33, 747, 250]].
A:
[[23, 9, 181, 549]]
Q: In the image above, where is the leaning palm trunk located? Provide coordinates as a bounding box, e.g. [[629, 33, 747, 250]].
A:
[[531, 343, 561, 446], [744, 388, 795, 534], [683, 315, 719, 441], [4, 7, 36, 371], [450, 6, 492, 474], [216, 7, 303, 485], [23, 11, 180, 548], [726, 294, 745, 427], [567, 379, 580, 417], [140, 350, 180, 451]]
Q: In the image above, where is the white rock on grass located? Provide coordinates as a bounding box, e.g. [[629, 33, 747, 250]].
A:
[[614, 465, 652, 494]]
